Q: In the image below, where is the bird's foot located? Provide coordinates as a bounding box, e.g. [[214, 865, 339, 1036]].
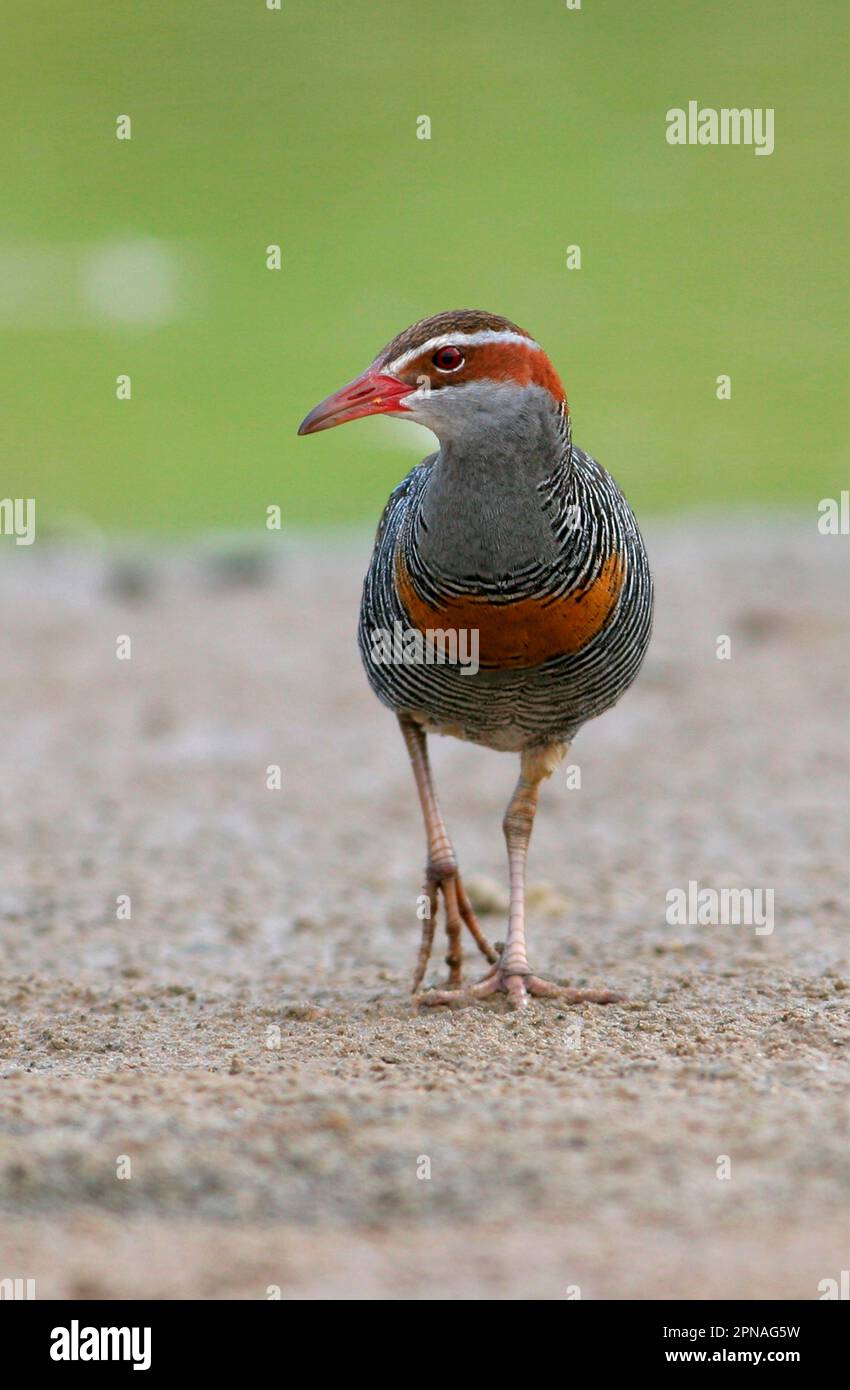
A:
[[416, 951, 624, 1012], [411, 870, 498, 993]]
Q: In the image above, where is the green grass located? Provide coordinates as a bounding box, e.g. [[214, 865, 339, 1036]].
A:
[[1, 1, 847, 533]]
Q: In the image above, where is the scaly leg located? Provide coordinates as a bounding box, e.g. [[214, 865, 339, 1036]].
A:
[[419, 743, 625, 1010], [399, 715, 498, 991]]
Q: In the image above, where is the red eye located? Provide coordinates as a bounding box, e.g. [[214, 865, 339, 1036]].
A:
[[432, 345, 464, 372]]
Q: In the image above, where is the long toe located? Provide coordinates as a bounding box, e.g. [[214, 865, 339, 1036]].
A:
[[416, 967, 624, 1010], [533, 980, 625, 1004]]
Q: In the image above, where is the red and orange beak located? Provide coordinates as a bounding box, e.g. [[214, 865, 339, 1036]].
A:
[[297, 366, 411, 436]]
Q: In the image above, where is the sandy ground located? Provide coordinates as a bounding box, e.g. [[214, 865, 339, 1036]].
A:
[[0, 517, 847, 1301]]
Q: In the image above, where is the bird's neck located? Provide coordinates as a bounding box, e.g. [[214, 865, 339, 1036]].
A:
[[414, 385, 572, 581]]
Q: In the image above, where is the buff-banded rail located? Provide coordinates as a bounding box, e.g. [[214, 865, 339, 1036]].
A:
[[299, 310, 653, 1009]]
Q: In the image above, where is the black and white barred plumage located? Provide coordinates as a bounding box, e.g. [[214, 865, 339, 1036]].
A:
[[359, 442, 653, 752]]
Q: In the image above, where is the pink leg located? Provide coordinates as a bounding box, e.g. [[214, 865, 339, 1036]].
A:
[[419, 743, 625, 1010], [399, 715, 498, 991]]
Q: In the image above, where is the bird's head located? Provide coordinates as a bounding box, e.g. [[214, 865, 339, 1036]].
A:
[[297, 310, 567, 445]]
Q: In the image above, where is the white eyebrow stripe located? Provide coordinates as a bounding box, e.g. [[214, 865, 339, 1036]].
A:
[[385, 329, 541, 375]]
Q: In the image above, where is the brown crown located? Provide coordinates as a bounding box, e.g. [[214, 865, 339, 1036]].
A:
[[376, 310, 532, 366]]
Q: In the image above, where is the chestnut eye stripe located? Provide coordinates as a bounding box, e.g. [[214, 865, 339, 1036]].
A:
[[384, 330, 543, 376]]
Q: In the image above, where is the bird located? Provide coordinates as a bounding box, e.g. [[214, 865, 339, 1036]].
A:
[[298, 310, 653, 1009]]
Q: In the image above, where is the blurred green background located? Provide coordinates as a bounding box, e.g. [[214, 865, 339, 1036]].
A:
[[1, 0, 847, 534]]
